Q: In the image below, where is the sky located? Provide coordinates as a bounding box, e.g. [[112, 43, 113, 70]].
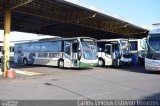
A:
[[76, 0, 160, 29], [0, 0, 160, 41]]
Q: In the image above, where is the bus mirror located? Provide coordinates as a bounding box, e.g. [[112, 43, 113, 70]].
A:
[[141, 38, 146, 49]]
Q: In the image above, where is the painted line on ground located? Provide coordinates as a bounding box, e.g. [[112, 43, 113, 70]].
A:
[[15, 70, 42, 76]]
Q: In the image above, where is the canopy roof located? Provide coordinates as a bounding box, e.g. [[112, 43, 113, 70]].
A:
[[0, 0, 149, 39]]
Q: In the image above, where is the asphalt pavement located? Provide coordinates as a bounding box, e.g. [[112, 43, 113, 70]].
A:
[[0, 64, 160, 101]]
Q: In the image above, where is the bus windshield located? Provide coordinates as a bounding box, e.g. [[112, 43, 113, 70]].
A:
[[120, 40, 130, 51], [81, 39, 97, 59], [148, 34, 160, 52]]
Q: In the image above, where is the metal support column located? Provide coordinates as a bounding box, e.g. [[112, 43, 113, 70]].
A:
[[3, 0, 11, 77]]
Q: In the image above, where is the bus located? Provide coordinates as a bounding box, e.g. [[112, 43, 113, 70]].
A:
[[0, 40, 41, 63], [97, 39, 132, 67], [144, 28, 160, 71], [14, 37, 98, 68], [0, 42, 14, 62], [129, 39, 145, 65]]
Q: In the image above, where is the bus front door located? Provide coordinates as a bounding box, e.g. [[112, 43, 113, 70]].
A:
[[105, 44, 112, 66], [72, 42, 79, 67], [112, 44, 120, 67], [64, 42, 72, 67]]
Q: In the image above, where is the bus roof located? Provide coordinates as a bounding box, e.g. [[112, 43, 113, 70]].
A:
[[97, 38, 127, 42], [15, 37, 96, 45], [149, 28, 160, 34], [128, 39, 142, 41], [39, 37, 95, 41]]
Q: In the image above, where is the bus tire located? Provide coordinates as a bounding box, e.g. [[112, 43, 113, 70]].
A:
[[58, 60, 64, 69], [23, 58, 28, 65], [98, 59, 104, 67]]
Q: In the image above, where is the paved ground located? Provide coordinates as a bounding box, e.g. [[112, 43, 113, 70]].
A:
[[0, 64, 160, 100]]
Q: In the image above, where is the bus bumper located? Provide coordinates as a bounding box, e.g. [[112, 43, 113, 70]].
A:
[[145, 58, 160, 71], [145, 64, 160, 71], [120, 58, 132, 65]]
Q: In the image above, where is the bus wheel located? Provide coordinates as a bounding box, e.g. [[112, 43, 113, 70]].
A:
[[23, 58, 28, 65], [98, 59, 104, 67], [58, 60, 64, 68]]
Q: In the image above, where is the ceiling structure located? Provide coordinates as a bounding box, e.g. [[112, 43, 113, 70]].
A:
[[0, 0, 149, 39]]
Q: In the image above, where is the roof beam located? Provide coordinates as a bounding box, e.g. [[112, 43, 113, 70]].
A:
[[0, 0, 147, 39], [11, 0, 34, 9], [11, 0, 148, 36], [13, 7, 124, 35], [0, 1, 2, 8], [0, 1, 4, 10]]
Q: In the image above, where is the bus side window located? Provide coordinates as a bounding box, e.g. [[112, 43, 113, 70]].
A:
[[141, 38, 146, 49], [130, 41, 138, 51], [10, 47, 14, 52], [64, 41, 71, 55], [34, 43, 41, 52], [97, 42, 105, 52], [12, 47, 14, 52], [41, 43, 48, 52], [28, 45, 34, 52], [1, 46, 3, 52], [113, 44, 119, 52], [0, 46, 2, 52], [105, 46, 111, 55], [72, 43, 78, 53], [49, 41, 61, 52], [18, 46, 22, 53]]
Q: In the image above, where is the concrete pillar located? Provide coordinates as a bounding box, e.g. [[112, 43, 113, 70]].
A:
[[3, 0, 11, 77]]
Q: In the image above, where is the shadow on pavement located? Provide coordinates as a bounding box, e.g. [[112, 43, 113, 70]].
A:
[[107, 65, 160, 75], [141, 92, 160, 100], [1, 63, 94, 71], [1, 63, 160, 74]]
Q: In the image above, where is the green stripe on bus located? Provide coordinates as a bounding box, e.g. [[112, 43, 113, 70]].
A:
[[79, 62, 98, 68]]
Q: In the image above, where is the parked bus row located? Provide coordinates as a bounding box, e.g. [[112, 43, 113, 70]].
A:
[[13, 37, 134, 68], [2, 30, 159, 72]]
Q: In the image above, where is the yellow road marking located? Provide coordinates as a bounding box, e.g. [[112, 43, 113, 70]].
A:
[[15, 70, 42, 76]]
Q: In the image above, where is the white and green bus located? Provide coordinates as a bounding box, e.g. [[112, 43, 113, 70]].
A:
[[14, 37, 98, 68], [97, 39, 132, 67]]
